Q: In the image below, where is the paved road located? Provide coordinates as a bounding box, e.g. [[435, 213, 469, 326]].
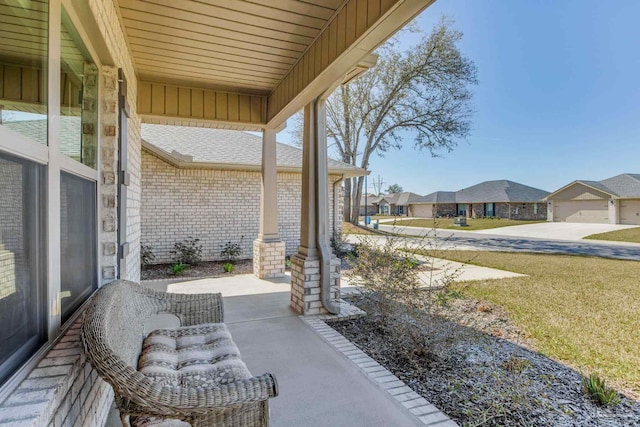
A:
[[362, 224, 640, 261]]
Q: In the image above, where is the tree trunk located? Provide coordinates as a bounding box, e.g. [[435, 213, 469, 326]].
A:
[[350, 176, 365, 224], [343, 178, 352, 222]]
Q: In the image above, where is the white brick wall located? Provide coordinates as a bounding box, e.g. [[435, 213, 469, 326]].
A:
[[141, 149, 344, 263], [0, 1, 142, 426]]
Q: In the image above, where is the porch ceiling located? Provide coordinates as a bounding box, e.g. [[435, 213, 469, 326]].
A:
[[117, 0, 434, 130]]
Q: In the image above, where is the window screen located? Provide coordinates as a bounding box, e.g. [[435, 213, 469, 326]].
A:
[[60, 172, 97, 323], [0, 152, 47, 386]]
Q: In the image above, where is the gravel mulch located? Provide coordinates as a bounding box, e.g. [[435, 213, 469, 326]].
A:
[[141, 260, 253, 281], [329, 296, 640, 427]]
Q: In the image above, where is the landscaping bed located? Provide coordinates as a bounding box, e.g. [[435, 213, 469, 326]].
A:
[[141, 259, 253, 281], [331, 238, 640, 426], [330, 295, 640, 426]]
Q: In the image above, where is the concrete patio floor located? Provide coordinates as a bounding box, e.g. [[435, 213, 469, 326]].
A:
[[104, 260, 520, 426], [105, 274, 424, 426]]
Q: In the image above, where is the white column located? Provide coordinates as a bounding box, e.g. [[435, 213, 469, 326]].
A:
[[259, 129, 279, 241], [253, 128, 285, 279]]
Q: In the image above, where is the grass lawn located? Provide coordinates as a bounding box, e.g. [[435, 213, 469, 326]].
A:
[[428, 250, 640, 395], [392, 217, 545, 231], [342, 221, 375, 235], [584, 227, 640, 243]]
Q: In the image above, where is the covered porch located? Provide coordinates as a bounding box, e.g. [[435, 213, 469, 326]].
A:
[[103, 273, 454, 427]]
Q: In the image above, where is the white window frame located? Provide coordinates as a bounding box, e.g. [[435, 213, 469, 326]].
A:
[[0, 0, 104, 402]]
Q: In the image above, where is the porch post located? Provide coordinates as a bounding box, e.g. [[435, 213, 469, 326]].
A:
[[253, 128, 285, 279], [290, 100, 341, 315]]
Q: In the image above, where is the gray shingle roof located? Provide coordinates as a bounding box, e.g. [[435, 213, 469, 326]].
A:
[[418, 191, 457, 204], [598, 174, 640, 198], [455, 180, 549, 203], [376, 192, 423, 206], [142, 124, 365, 176], [548, 174, 640, 199]]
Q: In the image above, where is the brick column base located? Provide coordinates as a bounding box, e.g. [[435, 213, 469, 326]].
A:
[[290, 254, 341, 315], [253, 239, 285, 279]]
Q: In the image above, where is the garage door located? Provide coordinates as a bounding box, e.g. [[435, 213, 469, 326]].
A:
[[553, 200, 608, 223], [620, 200, 640, 225], [411, 204, 433, 218]]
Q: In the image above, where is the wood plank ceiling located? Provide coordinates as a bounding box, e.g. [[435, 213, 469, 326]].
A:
[[117, 0, 344, 96]]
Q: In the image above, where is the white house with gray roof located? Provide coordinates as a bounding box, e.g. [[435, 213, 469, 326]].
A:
[[545, 174, 640, 224], [141, 124, 366, 264]]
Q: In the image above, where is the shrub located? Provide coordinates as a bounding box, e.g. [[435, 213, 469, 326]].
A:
[[141, 245, 155, 268], [583, 373, 621, 406], [285, 256, 291, 269], [171, 237, 202, 265], [223, 262, 234, 273], [220, 236, 243, 262], [345, 233, 465, 357], [171, 262, 188, 275]]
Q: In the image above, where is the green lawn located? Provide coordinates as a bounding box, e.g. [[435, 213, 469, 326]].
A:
[[584, 227, 640, 243], [392, 217, 545, 231], [429, 251, 640, 395]]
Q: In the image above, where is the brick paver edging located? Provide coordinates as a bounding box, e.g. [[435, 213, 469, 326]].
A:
[[303, 316, 459, 427]]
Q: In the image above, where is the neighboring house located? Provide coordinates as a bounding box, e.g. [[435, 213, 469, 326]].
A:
[[409, 191, 457, 218], [359, 193, 379, 216], [141, 125, 366, 262], [372, 192, 423, 216], [545, 174, 640, 224], [409, 180, 549, 220]]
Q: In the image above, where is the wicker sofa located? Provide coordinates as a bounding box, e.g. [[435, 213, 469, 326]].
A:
[[81, 280, 278, 427]]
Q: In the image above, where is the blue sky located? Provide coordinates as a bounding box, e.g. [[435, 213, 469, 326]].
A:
[[282, 0, 640, 195]]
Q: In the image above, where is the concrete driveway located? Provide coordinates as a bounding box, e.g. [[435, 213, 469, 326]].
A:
[[472, 222, 638, 240]]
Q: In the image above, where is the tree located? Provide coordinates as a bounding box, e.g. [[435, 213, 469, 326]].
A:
[[323, 18, 477, 223], [386, 184, 403, 194]]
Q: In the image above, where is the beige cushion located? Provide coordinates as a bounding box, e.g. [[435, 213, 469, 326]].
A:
[[138, 323, 251, 388]]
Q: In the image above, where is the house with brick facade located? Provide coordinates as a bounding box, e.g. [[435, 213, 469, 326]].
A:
[[0, 0, 436, 425], [409, 180, 549, 220], [141, 124, 365, 263]]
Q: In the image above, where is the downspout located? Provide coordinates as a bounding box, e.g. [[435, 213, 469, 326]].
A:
[[315, 96, 340, 314], [333, 174, 345, 237]]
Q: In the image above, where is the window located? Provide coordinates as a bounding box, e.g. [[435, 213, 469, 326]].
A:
[[60, 172, 97, 323], [397, 206, 404, 215], [59, 8, 98, 169], [0, 0, 48, 146], [457, 204, 467, 216], [534, 203, 539, 214], [485, 203, 495, 217], [0, 153, 47, 385]]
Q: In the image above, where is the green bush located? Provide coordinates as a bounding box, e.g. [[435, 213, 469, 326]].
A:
[[583, 373, 621, 406], [221, 237, 243, 262], [223, 262, 234, 273], [171, 237, 202, 265], [171, 263, 188, 275]]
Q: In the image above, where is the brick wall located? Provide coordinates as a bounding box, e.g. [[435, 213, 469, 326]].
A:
[[0, 317, 113, 427], [434, 203, 457, 217], [495, 202, 546, 220], [141, 150, 343, 263]]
